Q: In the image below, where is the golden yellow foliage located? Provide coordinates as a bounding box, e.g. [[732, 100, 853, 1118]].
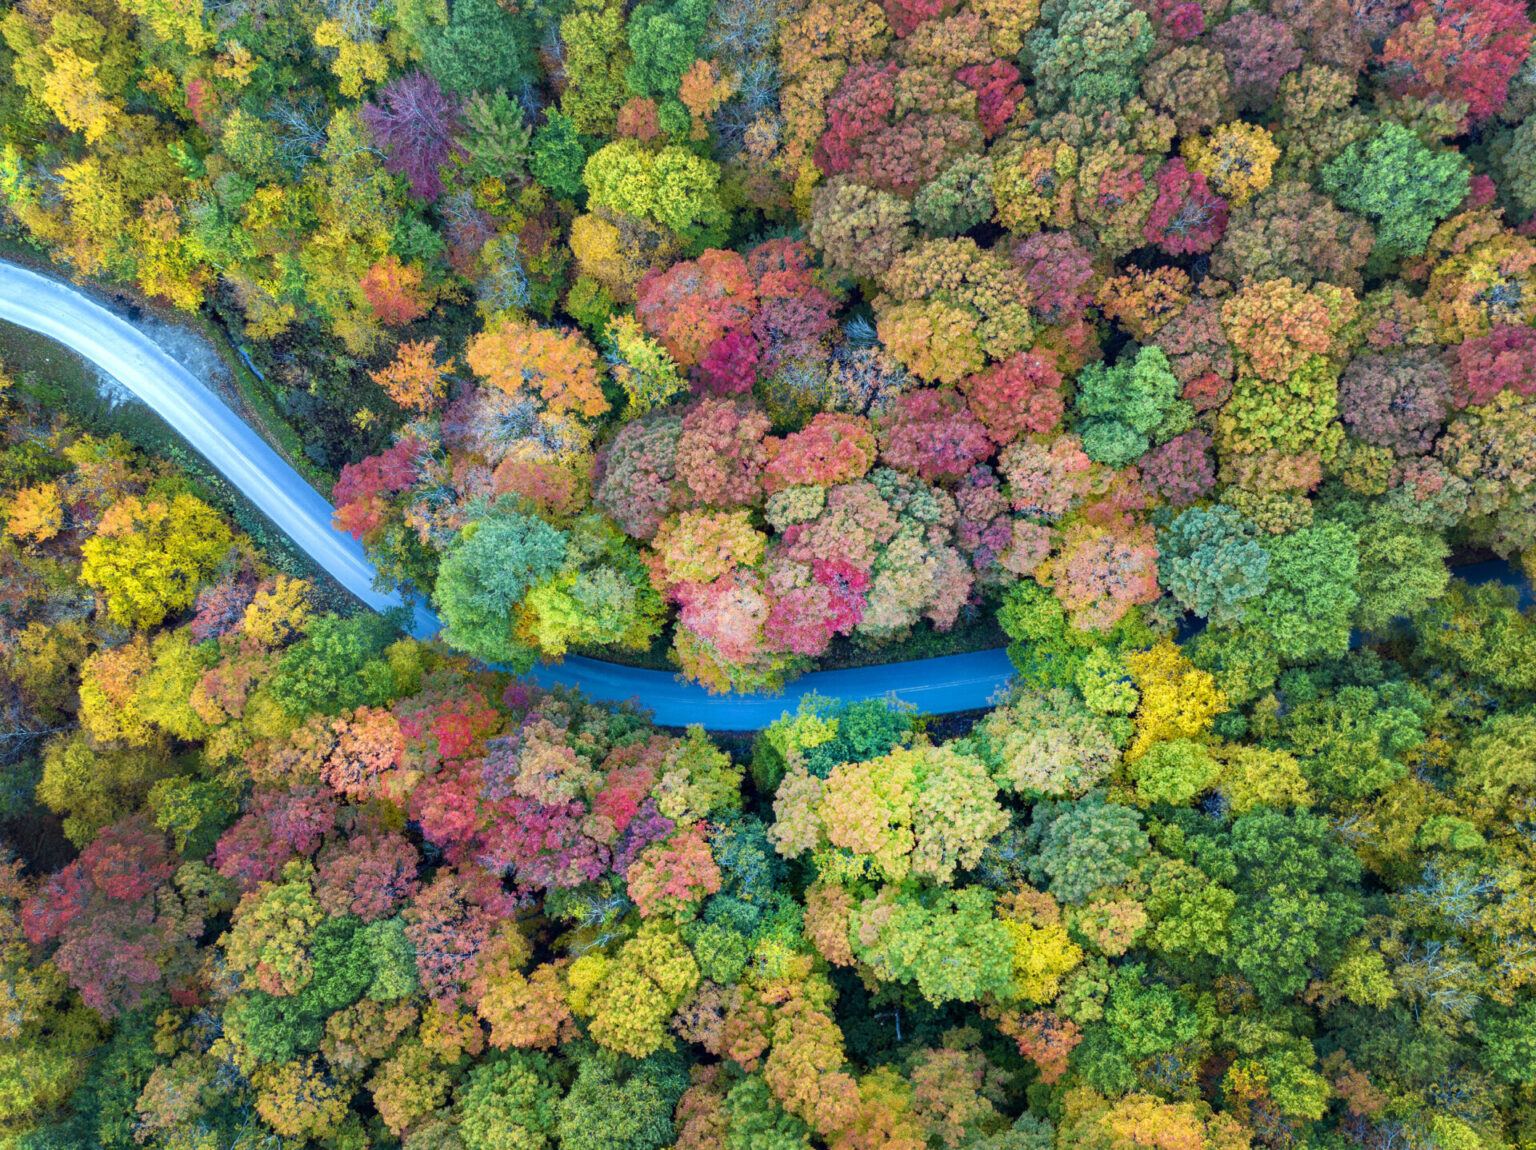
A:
[[1122, 641, 1227, 761], [1184, 122, 1279, 206], [78, 636, 157, 747], [369, 338, 453, 412], [255, 1058, 351, 1141], [974, 0, 1041, 56], [240, 576, 313, 648], [466, 317, 610, 418], [7, 483, 64, 543], [1002, 913, 1084, 1004], [1214, 745, 1312, 814], [314, 19, 390, 98]]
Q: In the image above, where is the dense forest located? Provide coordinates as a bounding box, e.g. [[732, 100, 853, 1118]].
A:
[[3, 0, 1536, 1146]]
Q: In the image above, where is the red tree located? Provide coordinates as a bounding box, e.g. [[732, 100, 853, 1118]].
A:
[[1212, 11, 1303, 109], [1011, 231, 1098, 326], [882, 0, 951, 37], [957, 61, 1025, 137], [403, 867, 516, 1006], [1379, 0, 1533, 124], [747, 239, 840, 371], [22, 817, 189, 1018], [763, 413, 879, 493], [816, 63, 900, 174], [1448, 324, 1536, 407], [332, 438, 427, 541], [315, 831, 421, 922], [361, 257, 432, 326], [958, 351, 1064, 444], [213, 787, 339, 892], [877, 388, 993, 480], [635, 251, 758, 367], [696, 331, 761, 396], [1142, 159, 1228, 256], [188, 566, 260, 641]]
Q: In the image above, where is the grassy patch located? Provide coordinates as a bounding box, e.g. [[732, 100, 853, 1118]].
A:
[[190, 310, 336, 494]]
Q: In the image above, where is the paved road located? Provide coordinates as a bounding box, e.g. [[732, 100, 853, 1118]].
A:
[[0, 260, 1020, 726], [3, 260, 1528, 729]]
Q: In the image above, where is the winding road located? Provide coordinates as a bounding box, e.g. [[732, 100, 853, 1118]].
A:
[[1, 260, 1529, 729], [0, 260, 1020, 727]]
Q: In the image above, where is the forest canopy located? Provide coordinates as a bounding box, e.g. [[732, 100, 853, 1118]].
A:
[[4, 0, 1536, 1146]]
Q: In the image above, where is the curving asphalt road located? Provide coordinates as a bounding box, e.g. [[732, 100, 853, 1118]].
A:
[[0, 260, 1019, 726], [2, 259, 1529, 729]]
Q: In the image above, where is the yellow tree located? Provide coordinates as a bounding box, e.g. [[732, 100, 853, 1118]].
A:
[[1, 0, 136, 144], [80, 494, 233, 628], [240, 576, 314, 647], [1122, 640, 1228, 761], [6, 483, 64, 543]]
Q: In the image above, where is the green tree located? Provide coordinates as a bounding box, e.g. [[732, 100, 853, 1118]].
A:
[[36, 732, 178, 847], [268, 613, 401, 716], [1128, 739, 1221, 808], [721, 1074, 815, 1150], [361, 917, 422, 1001], [1027, 0, 1154, 111], [849, 885, 1015, 1006], [417, 0, 545, 95], [998, 579, 1153, 694], [1141, 856, 1235, 965], [624, 0, 711, 101], [433, 512, 569, 668], [560, 0, 632, 135], [1246, 522, 1359, 662], [1481, 1001, 1536, 1086], [1156, 504, 1271, 628], [459, 1051, 563, 1150], [461, 89, 534, 183], [557, 1047, 689, 1150], [517, 516, 665, 658], [1454, 711, 1536, 808], [1412, 580, 1536, 693], [147, 775, 239, 856], [1072, 962, 1203, 1095], [1224, 809, 1364, 1004], [1345, 505, 1449, 634], [583, 141, 728, 244], [223, 990, 327, 1073], [1322, 123, 1470, 261], [1025, 792, 1149, 905], [533, 109, 590, 200], [1073, 346, 1185, 468]]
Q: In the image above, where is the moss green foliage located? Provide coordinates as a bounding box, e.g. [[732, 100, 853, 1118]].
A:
[[1322, 123, 1471, 260], [433, 512, 569, 668], [532, 109, 590, 200], [270, 613, 402, 715]]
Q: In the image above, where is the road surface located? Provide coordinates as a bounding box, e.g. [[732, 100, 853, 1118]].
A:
[[0, 260, 1020, 726]]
